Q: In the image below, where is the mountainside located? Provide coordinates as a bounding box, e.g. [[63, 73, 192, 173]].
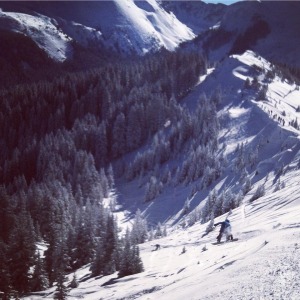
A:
[[25, 178, 300, 300], [21, 49, 300, 300], [1, 0, 299, 67], [0, 0, 195, 59], [1, 1, 300, 299], [117, 50, 300, 225], [0, 0, 299, 88], [188, 1, 300, 68], [161, 0, 226, 34]]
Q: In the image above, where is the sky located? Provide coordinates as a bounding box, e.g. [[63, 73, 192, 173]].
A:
[[203, 0, 241, 5]]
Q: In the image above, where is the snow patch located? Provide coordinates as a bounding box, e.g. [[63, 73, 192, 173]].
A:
[[0, 10, 72, 61]]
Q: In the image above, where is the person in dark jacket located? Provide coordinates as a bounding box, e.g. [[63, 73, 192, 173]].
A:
[[214, 219, 233, 243]]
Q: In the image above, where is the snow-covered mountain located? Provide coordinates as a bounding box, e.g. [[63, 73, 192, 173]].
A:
[[22, 48, 300, 299], [0, 0, 195, 61], [1, 0, 299, 69], [2, 1, 300, 299], [190, 1, 300, 67], [0, 9, 72, 62], [161, 0, 226, 34]]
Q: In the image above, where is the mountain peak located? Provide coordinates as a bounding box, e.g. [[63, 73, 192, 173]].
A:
[[0, 0, 195, 58]]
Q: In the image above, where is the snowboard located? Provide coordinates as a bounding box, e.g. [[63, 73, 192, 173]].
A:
[[211, 238, 239, 245]]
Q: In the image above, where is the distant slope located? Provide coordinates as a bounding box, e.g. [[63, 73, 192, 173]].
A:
[[186, 1, 300, 68], [161, 0, 226, 34], [0, 0, 195, 58], [1, 0, 299, 87], [115, 49, 300, 226]]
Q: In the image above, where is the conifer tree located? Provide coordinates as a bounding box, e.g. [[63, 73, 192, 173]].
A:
[[8, 202, 36, 294], [155, 222, 163, 239], [31, 253, 49, 292], [73, 203, 96, 269], [118, 229, 144, 278], [90, 238, 105, 277], [130, 209, 148, 245], [0, 240, 11, 298], [54, 271, 68, 300]]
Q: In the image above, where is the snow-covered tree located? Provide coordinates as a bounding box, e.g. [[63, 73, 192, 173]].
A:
[[54, 272, 68, 300], [250, 184, 265, 202], [205, 213, 215, 234], [31, 253, 49, 292], [119, 229, 144, 278], [202, 189, 218, 222], [112, 113, 126, 158], [243, 175, 252, 195], [131, 209, 148, 245], [144, 176, 162, 202]]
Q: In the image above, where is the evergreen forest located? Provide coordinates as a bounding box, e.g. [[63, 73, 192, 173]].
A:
[[0, 50, 221, 298]]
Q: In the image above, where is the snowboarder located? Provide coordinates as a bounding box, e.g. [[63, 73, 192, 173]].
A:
[[214, 219, 233, 243]]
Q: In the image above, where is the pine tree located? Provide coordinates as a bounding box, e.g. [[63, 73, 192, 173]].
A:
[[73, 213, 95, 269], [90, 214, 118, 277], [205, 213, 215, 234], [0, 186, 15, 243], [90, 238, 105, 277], [112, 113, 126, 158], [43, 195, 72, 285], [250, 184, 265, 202], [31, 253, 49, 292], [0, 240, 11, 298], [54, 272, 68, 300], [202, 189, 217, 222], [126, 104, 143, 151], [118, 230, 144, 278], [107, 164, 115, 190], [130, 209, 148, 245], [8, 202, 36, 294], [130, 245, 144, 275], [95, 122, 107, 169], [155, 222, 163, 239], [222, 189, 235, 214], [144, 176, 162, 202]]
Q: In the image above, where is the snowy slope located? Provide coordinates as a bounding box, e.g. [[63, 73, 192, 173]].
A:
[[1, 0, 299, 65], [0, 0, 195, 58], [115, 50, 300, 227], [112, 0, 195, 54], [22, 49, 300, 300], [24, 169, 300, 299], [0, 9, 72, 62], [196, 1, 300, 67], [161, 0, 226, 34], [194, 50, 300, 161]]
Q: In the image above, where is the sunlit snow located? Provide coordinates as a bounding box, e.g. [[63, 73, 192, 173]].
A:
[[0, 10, 72, 62]]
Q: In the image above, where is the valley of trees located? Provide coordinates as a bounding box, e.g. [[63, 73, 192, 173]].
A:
[[0, 50, 212, 298], [2, 39, 297, 298]]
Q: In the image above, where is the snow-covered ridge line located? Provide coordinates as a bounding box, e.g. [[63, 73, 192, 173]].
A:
[[0, 10, 72, 62], [0, 0, 196, 60]]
